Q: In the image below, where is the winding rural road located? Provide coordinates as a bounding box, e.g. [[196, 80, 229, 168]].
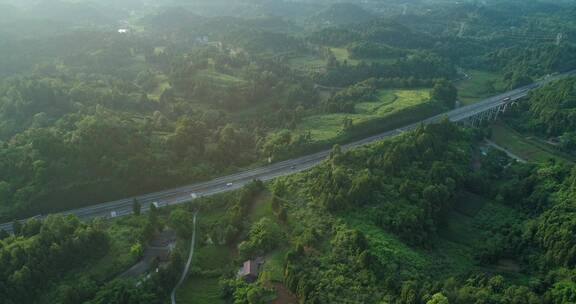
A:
[[0, 71, 574, 233], [171, 211, 198, 304], [485, 140, 527, 163]]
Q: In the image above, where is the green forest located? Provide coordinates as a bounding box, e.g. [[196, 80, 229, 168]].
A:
[[2, 0, 576, 220], [2, 0, 576, 303]]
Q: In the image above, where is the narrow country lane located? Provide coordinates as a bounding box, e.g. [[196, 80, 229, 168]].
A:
[[171, 212, 198, 304], [485, 139, 527, 163]]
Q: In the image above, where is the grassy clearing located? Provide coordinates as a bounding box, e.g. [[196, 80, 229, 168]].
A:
[[150, 74, 171, 100], [456, 70, 505, 105], [176, 244, 231, 304], [331, 47, 359, 65], [154, 46, 166, 55], [260, 248, 289, 283], [330, 47, 402, 66], [345, 192, 526, 281], [202, 71, 246, 86], [177, 212, 232, 304], [433, 196, 487, 275], [246, 194, 289, 284], [431, 194, 490, 275], [430, 237, 477, 277], [175, 195, 232, 304], [287, 55, 326, 71], [193, 245, 233, 271], [355, 90, 398, 113], [490, 123, 571, 163], [453, 191, 487, 217], [177, 277, 225, 304], [346, 215, 431, 276], [434, 192, 528, 279], [296, 89, 430, 142], [246, 191, 274, 224], [297, 114, 354, 141], [437, 192, 489, 247], [439, 210, 480, 247]]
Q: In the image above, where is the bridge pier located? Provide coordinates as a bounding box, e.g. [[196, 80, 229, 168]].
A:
[[460, 101, 513, 128]]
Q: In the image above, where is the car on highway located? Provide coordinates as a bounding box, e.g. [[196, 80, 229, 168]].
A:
[[226, 182, 233, 187], [110, 211, 117, 218], [503, 97, 512, 102], [290, 165, 296, 170]]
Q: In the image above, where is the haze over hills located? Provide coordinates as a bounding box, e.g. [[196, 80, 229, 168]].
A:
[[1, 1, 576, 303]]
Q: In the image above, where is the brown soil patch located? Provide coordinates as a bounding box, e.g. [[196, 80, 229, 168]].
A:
[[271, 282, 298, 304]]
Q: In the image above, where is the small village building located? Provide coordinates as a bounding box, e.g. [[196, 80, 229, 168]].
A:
[[237, 258, 264, 283]]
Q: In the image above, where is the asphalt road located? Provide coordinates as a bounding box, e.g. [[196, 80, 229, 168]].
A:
[[1, 71, 574, 233]]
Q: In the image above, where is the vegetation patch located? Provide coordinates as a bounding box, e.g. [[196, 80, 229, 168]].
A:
[[260, 248, 289, 283], [177, 277, 225, 304], [456, 70, 505, 105], [490, 123, 569, 163], [296, 89, 430, 142], [330, 47, 359, 65]]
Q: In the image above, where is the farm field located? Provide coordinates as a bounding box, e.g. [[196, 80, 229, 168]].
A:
[[295, 89, 431, 142], [490, 123, 572, 163], [287, 54, 326, 73], [457, 70, 505, 105]]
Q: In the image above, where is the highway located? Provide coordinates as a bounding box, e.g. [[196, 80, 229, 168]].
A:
[[1, 71, 574, 233]]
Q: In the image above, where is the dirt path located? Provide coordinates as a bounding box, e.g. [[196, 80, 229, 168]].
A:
[[485, 139, 527, 163], [171, 211, 198, 304], [271, 283, 298, 304]]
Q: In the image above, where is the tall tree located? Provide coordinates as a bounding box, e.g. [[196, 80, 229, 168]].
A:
[[132, 198, 141, 216], [431, 79, 457, 109]]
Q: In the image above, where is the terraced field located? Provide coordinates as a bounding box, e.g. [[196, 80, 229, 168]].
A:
[[490, 123, 573, 163], [295, 89, 430, 142]]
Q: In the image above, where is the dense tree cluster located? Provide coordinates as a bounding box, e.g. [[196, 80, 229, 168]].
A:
[[526, 77, 576, 136], [238, 217, 283, 260], [320, 81, 377, 113], [4, 1, 576, 303], [20, 212, 181, 304], [318, 51, 456, 87], [308, 21, 432, 49], [275, 120, 576, 303], [285, 227, 382, 303], [347, 42, 406, 59], [431, 80, 458, 109], [504, 76, 576, 155], [0, 41, 318, 220], [480, 44, 576, 81], [310, 121, 468, 246], [222, 278, 275, 304], [192, 180, 266, 247], [0, 216, 109, 303]]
